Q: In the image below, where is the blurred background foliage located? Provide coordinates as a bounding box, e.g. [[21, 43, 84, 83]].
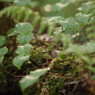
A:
[[30, 0, 88, 17]]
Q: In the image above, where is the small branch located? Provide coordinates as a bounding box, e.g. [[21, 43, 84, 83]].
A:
[[77, 17, 92, 42], [4, 70, 25, 78]]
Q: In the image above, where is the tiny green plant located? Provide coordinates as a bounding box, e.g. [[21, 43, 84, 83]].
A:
[[13, 43, 33, 69], [7, 22, 50, 91], [8, 22, 34, 69], [20, 68, 50, 91], [0, 36, 8, 64], [0, 47, 8, 64]]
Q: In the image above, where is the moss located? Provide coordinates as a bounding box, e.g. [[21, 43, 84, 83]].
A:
[[30, 47, 51, 65], [39, 54, 84, 95], [46, 76, 66, 95]]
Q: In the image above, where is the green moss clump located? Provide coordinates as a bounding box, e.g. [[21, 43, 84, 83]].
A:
[[30, 47, 51, 65], [40, 54, 84, 95]]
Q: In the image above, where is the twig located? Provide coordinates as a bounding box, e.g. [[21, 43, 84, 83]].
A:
[[70, 81, 79, 95], [4, 70, 25, 78], [77, 17, 92, 42]]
